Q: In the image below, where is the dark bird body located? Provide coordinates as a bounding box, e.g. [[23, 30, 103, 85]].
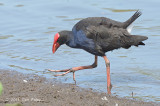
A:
[[59, 11, 148, 56], [49, 11, 148, 94]]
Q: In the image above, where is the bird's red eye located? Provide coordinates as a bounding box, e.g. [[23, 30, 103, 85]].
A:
[[54, 33, 60, 44]]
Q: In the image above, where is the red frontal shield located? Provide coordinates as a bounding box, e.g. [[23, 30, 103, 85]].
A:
[[52, 33, 60, 53]]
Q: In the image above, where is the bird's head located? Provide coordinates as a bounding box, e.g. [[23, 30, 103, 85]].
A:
[[52, 31, 70, 54]]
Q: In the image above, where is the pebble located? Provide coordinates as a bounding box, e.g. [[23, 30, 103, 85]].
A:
[[23, 80, 28, 83], [101, 96, 108, 101]]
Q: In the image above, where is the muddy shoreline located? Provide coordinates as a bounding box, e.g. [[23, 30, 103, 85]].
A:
[[0, 69, 158, 106]]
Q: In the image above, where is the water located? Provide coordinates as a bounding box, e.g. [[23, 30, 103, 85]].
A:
[[0, 0, 160, 102]]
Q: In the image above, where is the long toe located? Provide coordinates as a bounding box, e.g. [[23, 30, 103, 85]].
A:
[[53, 70, 71, 76]]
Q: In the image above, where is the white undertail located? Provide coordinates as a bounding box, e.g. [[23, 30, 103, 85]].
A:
[[127, 24, 133, 33]]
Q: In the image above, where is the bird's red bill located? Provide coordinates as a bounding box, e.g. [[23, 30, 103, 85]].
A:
[[52, 42, 60, 53]]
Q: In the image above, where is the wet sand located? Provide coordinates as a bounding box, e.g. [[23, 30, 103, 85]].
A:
[[0, 70, 158, 106]]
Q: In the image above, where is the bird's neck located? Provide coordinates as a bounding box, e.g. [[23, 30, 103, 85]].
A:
[[65, 31, 77, 48]]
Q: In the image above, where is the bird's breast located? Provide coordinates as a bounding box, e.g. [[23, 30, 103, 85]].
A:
[[72, 30, 104, 56]]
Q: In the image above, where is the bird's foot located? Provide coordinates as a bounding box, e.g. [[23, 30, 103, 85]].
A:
[[53, 70, 71, 76], [48, 68, 77, 85], [48, 68, 74, 76]]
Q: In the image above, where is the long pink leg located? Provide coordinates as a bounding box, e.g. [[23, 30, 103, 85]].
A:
[[103, 55, 112, 94], [48, 56, 98, 84]]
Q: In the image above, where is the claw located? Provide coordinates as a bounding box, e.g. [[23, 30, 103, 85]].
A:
[[53, 75, 58, 77], [43, 69, 51, 74], [44, 69, 49, 71]]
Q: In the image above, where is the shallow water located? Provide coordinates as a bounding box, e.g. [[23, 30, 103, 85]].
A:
[[0, 0, 160, 102]]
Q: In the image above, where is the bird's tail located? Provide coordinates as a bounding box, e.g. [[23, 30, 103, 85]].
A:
[[123, 10, 142, 29]]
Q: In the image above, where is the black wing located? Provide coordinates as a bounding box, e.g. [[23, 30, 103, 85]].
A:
[[83, 25, 132, 52], [73, 17, 124, 32]]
